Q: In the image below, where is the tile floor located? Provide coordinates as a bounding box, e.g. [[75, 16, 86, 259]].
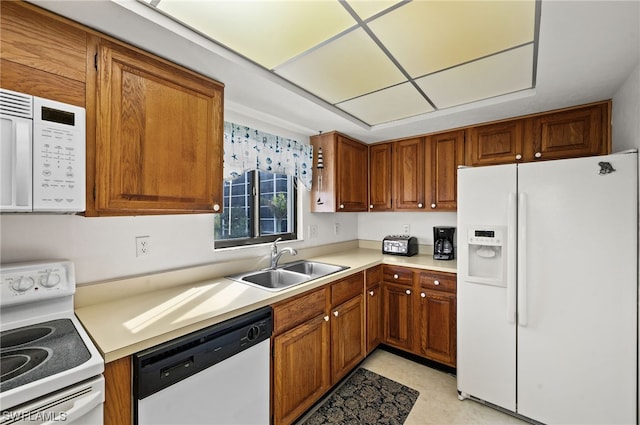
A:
[[358, 349, 530, 425]]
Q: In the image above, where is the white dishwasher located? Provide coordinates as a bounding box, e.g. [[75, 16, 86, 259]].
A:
[[133, 306, 272, 425]]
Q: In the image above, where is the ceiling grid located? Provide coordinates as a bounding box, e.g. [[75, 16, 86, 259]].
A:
[[147, 0, 539, 127]]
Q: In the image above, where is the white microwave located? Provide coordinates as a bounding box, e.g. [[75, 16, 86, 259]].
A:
[[0, 89, 85, 212]]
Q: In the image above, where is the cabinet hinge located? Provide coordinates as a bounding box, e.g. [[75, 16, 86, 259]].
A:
[[94, 53, 98, 70]]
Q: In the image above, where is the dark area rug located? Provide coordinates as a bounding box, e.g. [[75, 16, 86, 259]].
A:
[[301, 368, 419, 425]]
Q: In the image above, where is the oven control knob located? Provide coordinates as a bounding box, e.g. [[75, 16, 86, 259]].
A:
[[40, 272, 61, 288], [11, 276, 35, 292]]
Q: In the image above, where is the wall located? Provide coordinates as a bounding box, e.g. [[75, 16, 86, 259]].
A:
[[0, 109, 358, 284], [357, 211, 456, 247]]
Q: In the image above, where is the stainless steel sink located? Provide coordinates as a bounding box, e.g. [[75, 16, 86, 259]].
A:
[[280, 260, 348, 279], [226, 260, 349, 292]]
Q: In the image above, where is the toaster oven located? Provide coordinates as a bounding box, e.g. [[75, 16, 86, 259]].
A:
[[382, 235, 418, 256]]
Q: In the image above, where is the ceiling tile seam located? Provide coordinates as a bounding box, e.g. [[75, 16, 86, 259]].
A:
[[270, 23, 362, 72], [338, 0, 438, 110], [413, 41, 537, 82], [531, 0, 543, 88], [356, 0, 412, 25], [333, 80, 411, 106]]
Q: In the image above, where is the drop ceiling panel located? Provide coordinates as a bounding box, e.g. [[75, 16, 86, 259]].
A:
[[368, 0, 536, 77], [275, 28, 406, 104], [416, 44, 534, 110], [156, 0, 355, 69], [337, 82, 434, 125]]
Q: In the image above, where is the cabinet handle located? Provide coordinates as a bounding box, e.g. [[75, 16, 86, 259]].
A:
[[421, 292, 426, 298], [333, 311, 339, 317], [534, 152, 542, 158], [515, 154, 522, 160], [324, 315, 329, 322], [339, 204, 345, 209], [434, 280, 440, 286], [418, 203, 423, 208], [393, 274, 399, 279], [431, 203, 436, 209], [369, 290, 374, 296], [370, 204, 374, 209], [405, 289, 411, 295], [213, 204, 221, 212]]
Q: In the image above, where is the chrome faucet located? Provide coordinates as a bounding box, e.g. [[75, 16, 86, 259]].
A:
[[270, 237, 297, 269]]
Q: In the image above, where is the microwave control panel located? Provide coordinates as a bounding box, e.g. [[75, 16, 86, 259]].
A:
[[32, 97, 86, 212]]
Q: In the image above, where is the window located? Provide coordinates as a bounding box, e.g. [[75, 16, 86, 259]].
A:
[[214, 170, 297, 248]]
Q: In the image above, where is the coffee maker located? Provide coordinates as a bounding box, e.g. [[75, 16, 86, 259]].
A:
[[433, 226, 456, 260]]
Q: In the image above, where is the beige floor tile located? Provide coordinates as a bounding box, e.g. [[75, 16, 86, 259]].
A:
[[360, 349, 529, 425]]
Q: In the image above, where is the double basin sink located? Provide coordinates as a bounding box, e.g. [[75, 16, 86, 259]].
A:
[[226, 260, 349, 292]]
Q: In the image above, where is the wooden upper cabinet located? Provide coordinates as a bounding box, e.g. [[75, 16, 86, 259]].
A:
[[466, 101, 610, 166], [426, 130, 465, 211], [526, 101, 610, 161], [310, 132, 368, 212], [0, 1, 86, 106], [393, 137, 426, 211], [368, 143, 393, 211], [466, 120, 524, 166], [89, 38, 224, 215]]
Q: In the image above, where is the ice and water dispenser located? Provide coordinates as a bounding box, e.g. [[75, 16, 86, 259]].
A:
[[465, 226, 507, 287]]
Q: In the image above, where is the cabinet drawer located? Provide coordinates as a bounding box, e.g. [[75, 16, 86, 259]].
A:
[[273, 287, 327, 335], [331, 272, 364, 307], [382, 266, 413, 286], [418, 271, 456, 293]]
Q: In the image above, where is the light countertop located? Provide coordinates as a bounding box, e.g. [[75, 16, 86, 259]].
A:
[[75, 245, 456, 363]]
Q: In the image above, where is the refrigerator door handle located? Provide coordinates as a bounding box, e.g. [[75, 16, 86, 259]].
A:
[[506, 192, 517, 324], [518, 192, 528, 327]]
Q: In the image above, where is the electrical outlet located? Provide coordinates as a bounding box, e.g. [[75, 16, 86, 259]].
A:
[[402, 224, 410, 235], [136, 236, 150, 257], [308, 225, 318, 239], [334, 223, 340, 235]]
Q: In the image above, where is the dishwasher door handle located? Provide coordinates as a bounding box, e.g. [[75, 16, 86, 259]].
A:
[[161, 357, 194, 378]]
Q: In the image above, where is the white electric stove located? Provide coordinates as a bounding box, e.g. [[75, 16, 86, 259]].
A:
[[0, 261, 104, 424]]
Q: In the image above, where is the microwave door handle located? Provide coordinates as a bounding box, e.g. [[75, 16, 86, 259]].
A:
[[14, 119, 31, 207]]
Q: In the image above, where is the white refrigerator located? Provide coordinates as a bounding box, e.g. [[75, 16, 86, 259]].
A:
[[457, 151, 638, 424]]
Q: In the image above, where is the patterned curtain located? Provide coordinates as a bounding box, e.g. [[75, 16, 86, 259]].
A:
[[223, 121, 314, 190]]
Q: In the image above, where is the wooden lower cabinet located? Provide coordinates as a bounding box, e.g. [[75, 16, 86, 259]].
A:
[[365, 266, 383, 354], [273, 314, 330, 425], [104, 356, 132, 425], [380, 266, 457, 367], [271, 272, 365, 425], [382, 282, 414, 351]]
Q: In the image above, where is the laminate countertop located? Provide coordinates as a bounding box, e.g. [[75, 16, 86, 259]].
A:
[[75, 246, 457, 363]]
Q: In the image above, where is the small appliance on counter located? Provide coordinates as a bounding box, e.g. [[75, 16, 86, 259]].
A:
[[433, 226, 456, 260], [382, 235, 418, 256]]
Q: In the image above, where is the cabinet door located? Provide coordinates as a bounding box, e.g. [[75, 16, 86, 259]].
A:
[[366, 267, 383, 354], [331, 294, 365, 384], [426, 130, 464, 211], [527, 102, 610, 161], [336, 135, 369, 212], [273, 315, 330, 425], [418, 289, 456, 367], [368, 143, 393, 211], [382, 283, 414, 350], [393, 138, 425, 211], [93, 39, 224, 215], [466, 121, 524, 166]]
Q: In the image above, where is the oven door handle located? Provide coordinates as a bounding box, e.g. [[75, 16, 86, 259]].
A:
[[42, 386, 103, 425]]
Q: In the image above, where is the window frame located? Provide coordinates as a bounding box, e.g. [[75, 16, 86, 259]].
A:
[[214, 170, 298, 249]]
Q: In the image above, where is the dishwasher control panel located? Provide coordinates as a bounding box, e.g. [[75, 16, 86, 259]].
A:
[[133, 306, 272, 400]]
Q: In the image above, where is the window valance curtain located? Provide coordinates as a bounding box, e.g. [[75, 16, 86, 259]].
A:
[[223, 121, 314, 190]]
